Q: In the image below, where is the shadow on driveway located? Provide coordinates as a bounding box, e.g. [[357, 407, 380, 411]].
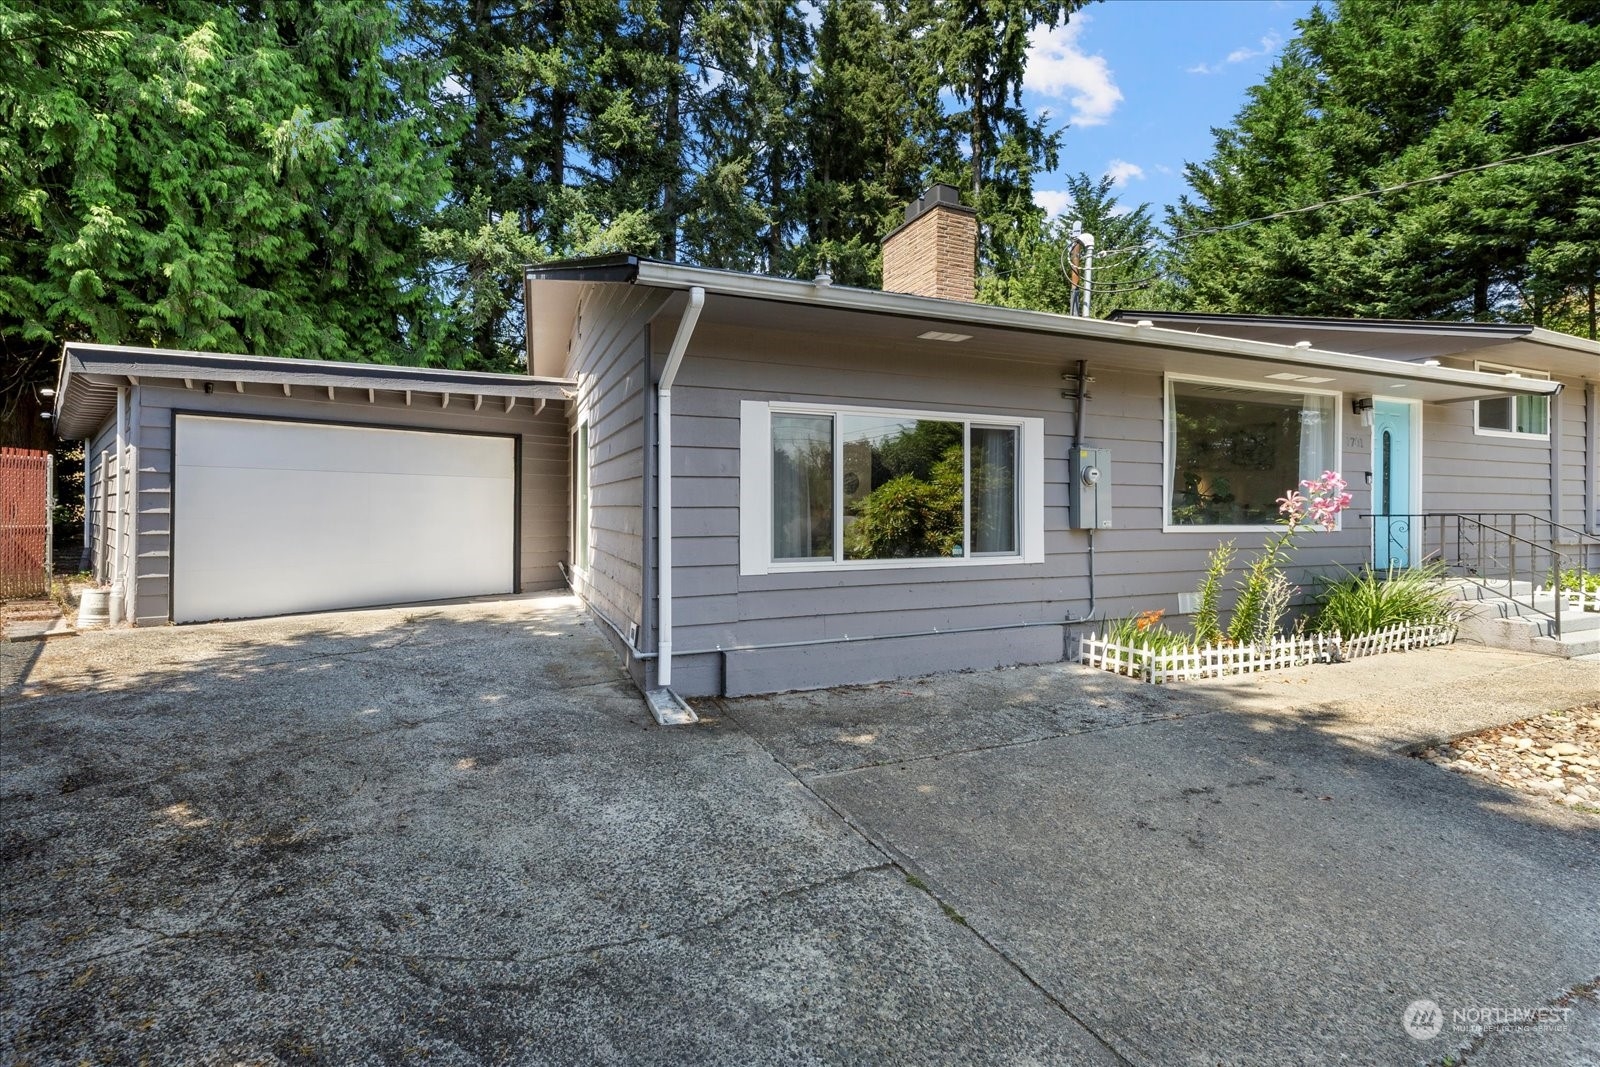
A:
[[1, 595, 1117, 1065], [719, 650, 1600, 1067]]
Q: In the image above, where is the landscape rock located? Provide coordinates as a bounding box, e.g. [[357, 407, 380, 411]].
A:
[[1418, 703, 1599, 815]]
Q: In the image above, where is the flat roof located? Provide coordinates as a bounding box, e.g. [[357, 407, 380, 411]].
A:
[[54, 343, 573, 439]]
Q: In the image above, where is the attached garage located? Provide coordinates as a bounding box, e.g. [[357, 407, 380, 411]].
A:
[[173, 416, 518, 623], [56, 344, 573, 626]]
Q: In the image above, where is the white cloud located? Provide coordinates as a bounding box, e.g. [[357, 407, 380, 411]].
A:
[[1025, 17, 1122, 127], [1189, 31, 1284, 75], [1154, 163, 1175, 176], [1105, 159, 1145, 187], [1034, 189, 1075, 218], [1227, 32, 1283, 64]]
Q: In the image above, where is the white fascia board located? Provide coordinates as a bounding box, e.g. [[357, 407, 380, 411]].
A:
[[628, 261, 1563, 399], [1524, 327, 1600, 358]]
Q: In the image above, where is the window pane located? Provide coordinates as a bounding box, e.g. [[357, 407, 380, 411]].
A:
[[1169, 382, 1336, 526], [842, 415, 964, 559], [1478, 397, 1512, 432], [1515, 394, 1549, 435], [772, 414, 833, 560], [970, 426, 1017, 554]]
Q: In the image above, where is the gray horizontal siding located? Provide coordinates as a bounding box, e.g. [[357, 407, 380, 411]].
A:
[[564, 283, 671, 640], [88, 421, 117, 583], [1424, 361, 1591, 535], [647, 320, 1374, 693], [129, 380, 568, 625]]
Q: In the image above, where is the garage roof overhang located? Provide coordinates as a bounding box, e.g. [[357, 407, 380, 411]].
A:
[[524, 256, 1566, 406], [53, 343, 575, 439]]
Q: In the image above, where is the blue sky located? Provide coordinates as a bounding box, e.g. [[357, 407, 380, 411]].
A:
[[1024, 0, 1318, 223]]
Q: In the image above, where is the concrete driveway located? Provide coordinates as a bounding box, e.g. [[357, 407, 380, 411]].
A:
[[3, 595, 1597, 1065]]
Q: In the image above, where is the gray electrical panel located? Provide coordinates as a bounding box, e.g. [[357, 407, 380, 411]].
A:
[[1070, 447, 1113, 529]]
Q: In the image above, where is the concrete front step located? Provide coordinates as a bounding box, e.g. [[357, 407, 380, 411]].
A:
[[1449, 582, 1600, 658]]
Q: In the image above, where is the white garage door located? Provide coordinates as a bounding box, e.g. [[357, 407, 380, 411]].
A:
[[173, 415, 515, 623]]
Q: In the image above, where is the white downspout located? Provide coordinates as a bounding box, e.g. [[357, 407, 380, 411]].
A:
[[655, 286, 705, 693]]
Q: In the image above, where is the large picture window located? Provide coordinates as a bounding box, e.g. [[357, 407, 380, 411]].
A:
[[1165, 377, 1339, 529], [742, 402, 1043, 573], [1475, 362, 1550, 438]]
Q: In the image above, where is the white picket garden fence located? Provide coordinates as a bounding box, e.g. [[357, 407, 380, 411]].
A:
[[1078, 621, 1458, 684], [1549, 585, 1600, 613]]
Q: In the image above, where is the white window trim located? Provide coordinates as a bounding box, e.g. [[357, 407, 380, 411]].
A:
[[1473, 361, 1551, 440], [1162, 373, 1345, 534], [740, 400, 1045, 576]]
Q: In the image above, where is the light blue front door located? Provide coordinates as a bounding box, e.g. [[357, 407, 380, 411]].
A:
[[1372, 400, 1414, 569]]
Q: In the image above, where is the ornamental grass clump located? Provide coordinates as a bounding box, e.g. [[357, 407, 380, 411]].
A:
[[1313, 559, 1459, 635]]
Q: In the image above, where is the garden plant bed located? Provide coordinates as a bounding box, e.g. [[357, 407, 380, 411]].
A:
[[1077, 621, 1458, 684], [1417, 704, 1600, 815]]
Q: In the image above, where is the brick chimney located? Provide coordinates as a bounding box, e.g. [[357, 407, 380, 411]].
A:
[[881, 184, 978, 301]]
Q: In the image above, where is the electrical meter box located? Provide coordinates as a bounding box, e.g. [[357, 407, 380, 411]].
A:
[[1070, 447, 1113, 529]]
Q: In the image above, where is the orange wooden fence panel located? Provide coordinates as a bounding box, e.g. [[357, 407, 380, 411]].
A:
[[1, 447, 51, 598]]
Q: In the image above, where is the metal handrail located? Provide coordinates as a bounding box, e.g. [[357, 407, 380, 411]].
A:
[[1441, 512, 1600, 549], [1361, 512, 1592, 639]]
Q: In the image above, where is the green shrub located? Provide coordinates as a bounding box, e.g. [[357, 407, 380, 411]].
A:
[[1313, 561, 1458, 635], [1549, 569, 1600, 593], [1192, 540, 1234, 647]]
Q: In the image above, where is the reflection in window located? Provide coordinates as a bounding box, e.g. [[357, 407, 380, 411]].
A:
[[772, 413, 833, 559], [843, 416, 964, 560], [1167, 380, 1336, 527], [765, 409, 1025, 566]]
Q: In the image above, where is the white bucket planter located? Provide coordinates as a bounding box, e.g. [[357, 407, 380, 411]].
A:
[[76, 588, 111, 629]]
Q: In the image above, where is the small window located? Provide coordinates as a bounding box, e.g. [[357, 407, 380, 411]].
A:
[[1165, 376, 1340, 529], [772, 413, 833, 560], [571, 422, 589, 568], [741, 402, 1043, 574], [1474, 362, 1550, 438]]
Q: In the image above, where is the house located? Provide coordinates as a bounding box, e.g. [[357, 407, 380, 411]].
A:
[[56, 184, 1597, 713]]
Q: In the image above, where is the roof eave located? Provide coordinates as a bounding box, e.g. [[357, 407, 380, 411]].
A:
[[53, 343, 575, 440], [621, 261, 1561, 400]]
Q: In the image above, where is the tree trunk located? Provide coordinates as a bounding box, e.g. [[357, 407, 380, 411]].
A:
[[660, 5, 683, 262], [1473, 270, 1490, 321], [766, 14, 785, 274], [549, 0, 567, 197], [1580, 265, 1593, 337]]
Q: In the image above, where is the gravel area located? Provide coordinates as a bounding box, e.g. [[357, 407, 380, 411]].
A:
[[1419, 703, 1600, 815]]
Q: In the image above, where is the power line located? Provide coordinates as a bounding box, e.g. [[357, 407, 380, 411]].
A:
[[1098, 135, 1600, 257]]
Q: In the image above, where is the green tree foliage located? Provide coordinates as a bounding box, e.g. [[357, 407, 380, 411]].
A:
[[927, 0, 1089, 275], [1166, 0, 1600, 336], [0, 0, 458, 389], [847, 442, 966, 560], [980, 171, 1167, 315], [798, 0, 960, 285]]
